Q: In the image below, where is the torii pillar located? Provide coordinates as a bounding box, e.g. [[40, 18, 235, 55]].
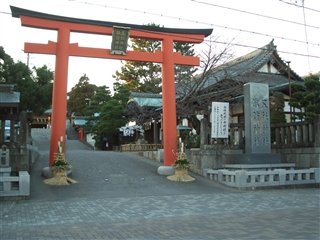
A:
[[11, 6, 212, 167]]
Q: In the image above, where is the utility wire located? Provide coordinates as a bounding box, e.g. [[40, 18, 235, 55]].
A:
[[204, 39, 320, 59], [279, 0, 320, 12], [1, 5, 319, 59], [192, 0, 319, 29], [301, 0, 312, 72], [73, 2, 320, 47]]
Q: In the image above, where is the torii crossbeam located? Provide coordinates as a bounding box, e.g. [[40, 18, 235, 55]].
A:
[[11, 6, 212, 167]]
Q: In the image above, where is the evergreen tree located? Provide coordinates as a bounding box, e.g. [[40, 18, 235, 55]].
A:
[[0, 46, 53, 115], [32, 65, 54, 115], [174, 42, 197, 83], [289, 74, 320, 121], [83, 85, 112, 131], [270, 91, 286, 124], [113, 23, 197, 94], [67, 74, 96, 116], [90, 82, 130, 149], [270, 91, 286, 143], [113, 23, 162, 93]]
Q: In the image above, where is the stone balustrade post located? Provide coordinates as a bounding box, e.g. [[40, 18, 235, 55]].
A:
[[19, 171, 30, 196], [312, 168, 320, 183], [235, 170, 247, 188], [314, 115, 320, 147]]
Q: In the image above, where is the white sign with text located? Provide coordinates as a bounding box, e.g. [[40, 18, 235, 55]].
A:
[[211, 102, 229, 138]]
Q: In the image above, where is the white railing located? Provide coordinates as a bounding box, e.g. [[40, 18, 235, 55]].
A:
[[0, 171, 30, 197], [203, 168, 320, 188]]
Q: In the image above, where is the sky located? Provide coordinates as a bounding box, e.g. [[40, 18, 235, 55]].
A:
[[0, 0, 319, 92]]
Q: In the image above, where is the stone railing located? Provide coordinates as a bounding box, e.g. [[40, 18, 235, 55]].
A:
[[120, 144, 163, 152], [0, 170, 30, 197], [229, 118, 319, 149], [203, 168, 320, 188]]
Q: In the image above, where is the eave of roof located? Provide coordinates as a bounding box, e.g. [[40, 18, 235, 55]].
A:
[[10, 6, 213, 37], [176, 40, 304, 95], [0, 91, 20, 106], [128, 92, 163, 107]]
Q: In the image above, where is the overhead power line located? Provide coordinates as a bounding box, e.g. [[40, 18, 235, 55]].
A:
[[301, 0, 312, 72], [73, 2, 320, 47], [207, 39, 320, 59], [279, 0, 320, 12], [191, 0, 320, 30], [1, 4, 319, 59]]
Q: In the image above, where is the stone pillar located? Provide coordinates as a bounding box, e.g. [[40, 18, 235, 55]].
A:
[[200, 117, 208, 147], [314, 115, 320, 147], [19, 111, 28, 145], [235, 170, 247, 188], [153, 121, 158, 144], [244, 83, 271, 154], [234, 82, 281, 164]]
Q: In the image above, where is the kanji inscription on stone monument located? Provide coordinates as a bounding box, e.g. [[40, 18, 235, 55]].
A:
[[244, 83, 271, 154]]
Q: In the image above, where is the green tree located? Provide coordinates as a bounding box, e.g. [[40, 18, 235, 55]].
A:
[[83, 85, 112, 131], [31, 65, 53, 115], [0, 46, 53, 115], [289, 74, 320, 121], [270, 91, 286, 142], [91, 82, 130, 149], [174, 42, 197, 83], [67, 74, 96, 116], [113, 23, 197, 94], [270, 91, 286, 124], [113, 23, 162, 93]]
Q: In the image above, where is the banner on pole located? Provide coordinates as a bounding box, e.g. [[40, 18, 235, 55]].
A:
[[211, 102, 229, 138]]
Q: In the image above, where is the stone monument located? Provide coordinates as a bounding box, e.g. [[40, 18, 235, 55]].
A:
[[234, 82, 281, 164]]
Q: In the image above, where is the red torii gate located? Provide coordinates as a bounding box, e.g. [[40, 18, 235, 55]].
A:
[[11, 6, 212, 167]]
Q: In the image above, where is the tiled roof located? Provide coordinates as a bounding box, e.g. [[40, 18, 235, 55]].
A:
[[176, 40, 303, 96], [129, 40, 305, 106], [128, 92, 162, 107], [0, 84, 20, 107]]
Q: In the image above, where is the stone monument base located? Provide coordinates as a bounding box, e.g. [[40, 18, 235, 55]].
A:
[[233, 153, 281, 164]]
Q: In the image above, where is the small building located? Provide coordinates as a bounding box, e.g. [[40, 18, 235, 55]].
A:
[[31, 109, 52, 128], [0, 84, 20, 144], [126, 92, 163, 144]]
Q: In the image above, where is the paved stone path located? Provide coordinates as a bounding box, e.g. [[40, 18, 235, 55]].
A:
[[1, 126, 319, 239]]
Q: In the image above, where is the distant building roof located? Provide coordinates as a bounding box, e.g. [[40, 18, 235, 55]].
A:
[[128, 92, 162, 107], [127, 40, 305, 109], [0, 84, 20, 108]]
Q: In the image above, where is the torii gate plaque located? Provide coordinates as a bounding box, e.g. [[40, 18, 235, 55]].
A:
[[11, 6, 212, 167]]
